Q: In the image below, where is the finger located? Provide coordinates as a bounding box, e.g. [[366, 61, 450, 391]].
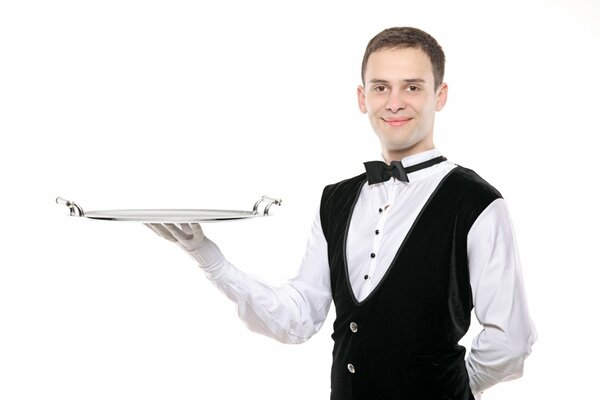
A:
[[190, 223, 206, 239], [145, 223, 177, 242], [164, 223, 192, 241], [147, 223, 178, 242], [179, 223, 205, 238], [144, 223, 163, 237], [179, 223, 193, 235]]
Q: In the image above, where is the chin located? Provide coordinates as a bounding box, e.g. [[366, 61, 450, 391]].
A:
[[380, 135, 415, 149]]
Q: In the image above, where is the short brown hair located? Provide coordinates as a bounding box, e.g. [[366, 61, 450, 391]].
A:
[[361, 27, 446, 89]]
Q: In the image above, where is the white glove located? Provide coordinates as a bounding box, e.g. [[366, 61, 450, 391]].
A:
[[145, 223, 225, 270]]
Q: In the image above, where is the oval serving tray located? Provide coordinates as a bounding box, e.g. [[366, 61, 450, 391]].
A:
[[56, 196, 282, 223]]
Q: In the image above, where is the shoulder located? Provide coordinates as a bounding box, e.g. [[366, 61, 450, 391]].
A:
[[322, 172, 368, 198], [440, 166, 505, 232], [446, 165, 503, 202], [320, 173, 367, 228]]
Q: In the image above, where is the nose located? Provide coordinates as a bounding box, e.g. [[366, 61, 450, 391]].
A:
[[385, 89, 406, 113]]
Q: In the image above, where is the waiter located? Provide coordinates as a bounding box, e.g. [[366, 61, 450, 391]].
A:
[[147, 27, 536, 400]]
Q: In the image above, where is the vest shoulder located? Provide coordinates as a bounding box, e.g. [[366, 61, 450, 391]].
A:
[[320, 173, 367, 227], [323, 172, 368, 195], [448, 166, 503, 200]]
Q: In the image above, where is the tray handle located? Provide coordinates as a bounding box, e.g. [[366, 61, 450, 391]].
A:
[[56, 197, 85, 217], [253, 196, 282, 216]]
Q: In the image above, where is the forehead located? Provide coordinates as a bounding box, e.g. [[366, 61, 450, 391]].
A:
[[364, 47, 434, 83]]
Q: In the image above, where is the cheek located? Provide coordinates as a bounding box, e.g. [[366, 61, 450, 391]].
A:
[[417, 98, 437, 115], [365, 96, 384, 114]]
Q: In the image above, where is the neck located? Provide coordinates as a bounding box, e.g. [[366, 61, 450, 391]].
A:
[[382, 143, 435, 163]]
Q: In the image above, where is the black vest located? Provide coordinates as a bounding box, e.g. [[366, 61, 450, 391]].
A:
[[320, 166, 502, 400]]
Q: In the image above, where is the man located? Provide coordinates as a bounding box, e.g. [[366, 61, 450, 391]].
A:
[[147, 27, 536, 400]]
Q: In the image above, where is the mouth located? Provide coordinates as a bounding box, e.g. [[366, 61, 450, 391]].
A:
[[382, 117, 412, 127]]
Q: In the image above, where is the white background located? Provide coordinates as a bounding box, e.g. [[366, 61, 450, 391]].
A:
[[1, 0, 599, 398]]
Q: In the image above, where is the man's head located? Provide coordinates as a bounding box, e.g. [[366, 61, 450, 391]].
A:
[[361, 27, 445, 90], [358, 27, 448, 162]]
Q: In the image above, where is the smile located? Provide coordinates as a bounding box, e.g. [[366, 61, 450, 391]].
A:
[[382, 117, 412, 127]]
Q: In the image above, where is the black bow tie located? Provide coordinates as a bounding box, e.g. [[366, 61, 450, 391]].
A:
[[364, 156, 447, 184]]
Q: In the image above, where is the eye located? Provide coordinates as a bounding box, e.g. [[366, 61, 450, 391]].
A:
[[407, 85, 420, 92], [372, 85, 387, 93]]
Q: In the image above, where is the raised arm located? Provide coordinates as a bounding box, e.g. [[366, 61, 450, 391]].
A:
[[146, 211, 332, 344]]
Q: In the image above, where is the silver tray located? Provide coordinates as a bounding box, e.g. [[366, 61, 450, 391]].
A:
[[56, 196, 282, 223]]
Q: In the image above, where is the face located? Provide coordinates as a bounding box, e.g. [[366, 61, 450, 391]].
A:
[[357, 47, 448, 162]]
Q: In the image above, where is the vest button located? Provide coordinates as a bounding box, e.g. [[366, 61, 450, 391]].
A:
[[347, 363, 356, 374], [370, 253, 376, 258], [375, 229, 380, 235], [350, 322, 358, 333]]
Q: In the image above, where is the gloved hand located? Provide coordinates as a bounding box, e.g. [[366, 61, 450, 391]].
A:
[[145, 223, 225, 269]]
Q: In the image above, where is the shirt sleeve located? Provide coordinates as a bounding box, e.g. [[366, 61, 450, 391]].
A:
[[465, 198, 537, 395], [202, 209, 333, 344]]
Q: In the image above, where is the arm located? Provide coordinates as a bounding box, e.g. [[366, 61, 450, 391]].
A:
[[465, 199, 537, 395], [146, 211, 332, 344]]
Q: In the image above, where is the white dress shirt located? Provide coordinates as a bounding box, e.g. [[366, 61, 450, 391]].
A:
[[202, 149, 536, 397]]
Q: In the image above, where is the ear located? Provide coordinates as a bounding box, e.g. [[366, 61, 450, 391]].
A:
[[435, 83, 448, 111], [357, 85, 367, 114]]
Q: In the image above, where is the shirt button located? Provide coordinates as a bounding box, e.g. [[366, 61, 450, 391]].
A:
[[378, 208, 383, 213], [375, 229, 380, 235], [364, 274, 369, 280], [370, 253, 376, 258], [350, 322, 358, 333], [347, 363, 356, 374]]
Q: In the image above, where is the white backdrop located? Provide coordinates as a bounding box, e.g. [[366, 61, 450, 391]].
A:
[[1, 0, 599, 399]]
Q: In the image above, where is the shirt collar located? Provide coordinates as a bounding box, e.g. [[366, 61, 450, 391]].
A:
[[395, 148, 442, 168], [377, 148, 451, 185]]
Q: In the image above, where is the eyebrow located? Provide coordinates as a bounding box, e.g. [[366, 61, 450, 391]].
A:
[[368, 78, 427, 85]]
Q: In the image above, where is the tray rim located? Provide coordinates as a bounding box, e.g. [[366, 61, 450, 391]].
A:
[[82, 208, 261, 223], [56, 196, 282, 223]]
